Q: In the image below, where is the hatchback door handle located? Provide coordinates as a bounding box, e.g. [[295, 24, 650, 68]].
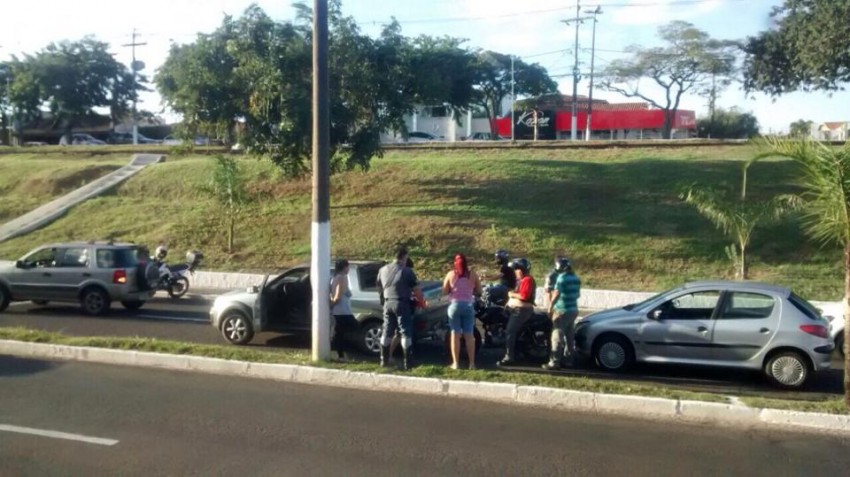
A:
[[759, 328, 770, 334], [697, 326, 708, 333]]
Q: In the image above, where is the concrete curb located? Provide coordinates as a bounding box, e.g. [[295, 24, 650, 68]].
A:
[[0, 154, 165, 243], [2, 339, 847, 435]]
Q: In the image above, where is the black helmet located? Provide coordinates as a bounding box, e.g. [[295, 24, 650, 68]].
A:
[[495, 249, 510, 265], [555, 256, 572, 273], [509, 257, 530, 273]]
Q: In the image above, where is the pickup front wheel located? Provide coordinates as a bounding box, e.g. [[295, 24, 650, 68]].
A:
[[359, 320, 383, 355], [221, 312, 254, 345]]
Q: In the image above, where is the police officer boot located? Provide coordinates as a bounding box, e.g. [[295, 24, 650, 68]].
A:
[[379, 346, 390, 367], [402, 348, 414, 371]]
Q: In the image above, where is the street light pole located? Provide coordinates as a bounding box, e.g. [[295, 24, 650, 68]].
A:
[[311, 0, 331, 362], [585, 6, 602, 142]]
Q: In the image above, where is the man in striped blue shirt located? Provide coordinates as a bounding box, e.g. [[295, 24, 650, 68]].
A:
[[543, 257, 581, 370]]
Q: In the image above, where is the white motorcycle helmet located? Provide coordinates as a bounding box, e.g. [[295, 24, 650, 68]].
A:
[[155, 245, 168, 261]]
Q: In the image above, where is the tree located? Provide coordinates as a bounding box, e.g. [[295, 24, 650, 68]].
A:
[[789, 119, 814, 138], [600, 21, 737, 139], [682, 158, 793, 279], [473, 51, 558, 136], [204, 155, 249, 253], [743, 1, 850, 95], [20, 38, 139, 141], [762, 139, 850, 407], [156, 15, 244, 144], [157, 3, 478, 177], [696, 107, 760, 139]]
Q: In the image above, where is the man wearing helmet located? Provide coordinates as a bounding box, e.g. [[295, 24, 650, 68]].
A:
[[498, 257, 535, 367], [543, 257, 581, 370], [493, 249, 517, 290]]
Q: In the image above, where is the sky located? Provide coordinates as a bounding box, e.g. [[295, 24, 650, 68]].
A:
[[1, 0, 847, 134]]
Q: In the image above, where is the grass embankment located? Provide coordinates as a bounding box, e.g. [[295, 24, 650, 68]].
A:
[[0, 146, 842, 300], [3, 327, 845, 414], [0, 153, 128, 223]]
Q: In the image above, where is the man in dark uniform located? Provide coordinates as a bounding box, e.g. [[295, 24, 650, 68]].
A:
[[376, 246, 426, 370]]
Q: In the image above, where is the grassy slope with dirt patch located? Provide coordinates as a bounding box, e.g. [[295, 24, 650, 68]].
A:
[[0, 153, 128, 223], [0, 146, 841, 300]]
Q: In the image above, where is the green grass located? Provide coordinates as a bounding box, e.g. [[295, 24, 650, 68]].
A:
[[4, 326, 846, 414], [740, 396, 848, 415], [0, 145, 843, 300]]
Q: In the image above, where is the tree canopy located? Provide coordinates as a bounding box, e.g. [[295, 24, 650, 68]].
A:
[[789, 119, 814, 138], [600, 21, 737, 139], [156, 2, 488, 176], [696, 107, 760, 139], [743, 0, 850, 95], [8, 38, 140, 138]]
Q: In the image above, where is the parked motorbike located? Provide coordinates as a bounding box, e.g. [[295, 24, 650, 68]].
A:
[[153, 250, 204, 299], [475, 285, 551, 363]]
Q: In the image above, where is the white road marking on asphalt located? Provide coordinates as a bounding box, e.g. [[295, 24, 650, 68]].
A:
[[8, 302, 30, 307], [135, 314, 208, 324], [0, 424, 119, 446]]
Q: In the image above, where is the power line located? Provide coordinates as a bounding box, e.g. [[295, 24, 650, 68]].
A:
[[358, 0, 749, 26]]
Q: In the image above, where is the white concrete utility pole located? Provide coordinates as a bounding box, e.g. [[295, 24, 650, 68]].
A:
[[311, 0, 332, 361], [122, 29, 146, 145]]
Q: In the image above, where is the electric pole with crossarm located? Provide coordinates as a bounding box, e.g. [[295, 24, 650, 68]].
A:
[[122, 29, 146, 145]]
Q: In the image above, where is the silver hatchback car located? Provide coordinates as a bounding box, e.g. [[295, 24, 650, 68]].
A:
[[575, 281, 833, 388]]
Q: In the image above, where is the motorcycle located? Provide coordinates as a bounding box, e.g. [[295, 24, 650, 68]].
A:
[[475, 285, 551, 363], [153, 250, 204, 299]]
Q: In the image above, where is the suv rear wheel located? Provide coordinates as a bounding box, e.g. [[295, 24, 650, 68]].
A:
[[80, 287, 110, 316]]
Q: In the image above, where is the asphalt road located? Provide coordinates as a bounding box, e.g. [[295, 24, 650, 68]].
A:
[[2, 356, 848, 476], [0, 294, 844, 400]]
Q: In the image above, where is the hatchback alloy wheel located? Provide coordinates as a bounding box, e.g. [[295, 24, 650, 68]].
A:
[[598, 342, 626, 369], [594, 335, 634, 372], [766, 352, 808, 388]]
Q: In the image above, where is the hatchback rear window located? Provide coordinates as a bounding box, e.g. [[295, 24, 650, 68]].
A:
[[789, 293, 822, 321], [95, 248, 139, 268]]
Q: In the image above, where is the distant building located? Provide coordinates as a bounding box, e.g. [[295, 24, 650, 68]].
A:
[[811, 121, 849, 141]]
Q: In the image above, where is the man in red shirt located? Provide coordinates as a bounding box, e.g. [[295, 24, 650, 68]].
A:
[[498, 258, 535, 367]]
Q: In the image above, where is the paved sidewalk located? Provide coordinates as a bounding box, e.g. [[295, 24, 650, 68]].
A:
[[0, 154, 165, 243]]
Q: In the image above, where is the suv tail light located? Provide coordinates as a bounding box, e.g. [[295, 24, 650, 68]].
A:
[[799, 324, 829, 339], [113, 269, 127, 285]]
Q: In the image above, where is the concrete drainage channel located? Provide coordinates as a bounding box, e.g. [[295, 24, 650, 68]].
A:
[[1, 339, 848, 435], [0, 154, 165, 244]]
